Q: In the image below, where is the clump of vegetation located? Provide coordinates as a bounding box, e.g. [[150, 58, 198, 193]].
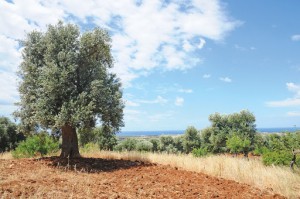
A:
[[136, 140, 153, 152], [0, 117, 25, 152], [182, 126, 201, 153], [12, 133, 59, 158], [192, 147, 209, 157], [226, 134, 251, 156], [114, 138, 138, 151]]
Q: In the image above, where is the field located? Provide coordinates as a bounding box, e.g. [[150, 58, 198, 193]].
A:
[[0, 156, 282, 198], [1, 151, 299, 198]]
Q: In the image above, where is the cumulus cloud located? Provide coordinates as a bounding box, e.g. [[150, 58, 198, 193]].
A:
[[175, 97, 184, 106], [291, 34, 300, 41], [266, 82, 300, 107], [0, 0, 240, 87], [0, 0, 240, 120], [220, 77, 232, 83]]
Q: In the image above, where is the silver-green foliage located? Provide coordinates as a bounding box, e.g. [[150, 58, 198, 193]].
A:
[[15, 21, 124, 134], [201, 110, 256, 153]]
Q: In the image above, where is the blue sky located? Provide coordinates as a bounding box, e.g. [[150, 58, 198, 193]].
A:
[[0, 0, 300, 131]]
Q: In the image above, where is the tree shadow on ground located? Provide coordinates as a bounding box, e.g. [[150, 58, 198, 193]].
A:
[[36, 156, 150, 173]]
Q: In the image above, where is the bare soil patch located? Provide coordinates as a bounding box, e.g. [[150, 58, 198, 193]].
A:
[[0, 157, 285, 198]]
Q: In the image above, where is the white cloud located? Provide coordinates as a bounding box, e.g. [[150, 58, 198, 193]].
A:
[[198, 38, 206, 49], [175, 97, 184, 106], [1, 0, 239, 87], [203, 74, 211, 78], [125, 100, 140, 107], [266, 98, 300, 107], [0, 71, 19, 105], [178, 89, 193, 93], [286, 82, 300, 96], [0, 0, 240, 115], [183, 40, 194, 52], [137, 96, 168, 105], [287, 111, 300, 117], [220, 77, 232, 83], [291, 34, 300, 41], [266, 82, 300, 107]]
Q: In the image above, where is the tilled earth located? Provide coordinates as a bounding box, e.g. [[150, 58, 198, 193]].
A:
[[0, 157, 285, 198]]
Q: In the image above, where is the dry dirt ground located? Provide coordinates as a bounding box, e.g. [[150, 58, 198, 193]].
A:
[[0, 157, 285, 199]]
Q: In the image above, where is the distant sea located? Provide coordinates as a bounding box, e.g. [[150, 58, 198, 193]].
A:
[[117, 127, 300, 137]]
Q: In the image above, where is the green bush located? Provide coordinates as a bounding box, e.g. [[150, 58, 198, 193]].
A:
[[0, 116, 25, 152], [262, 150, 300, 166], [114, 138, 137, 152], [149, 138, 159, 152], [192, 147, 210, 157], [226, 134, 251, 155], [183, 126, 201, 153], [159, 136, 174, 151], [253, 146, 269, 155], [97, 126, 117, 151], [136, 140, 153, 152], [12, 133, 59, 158]]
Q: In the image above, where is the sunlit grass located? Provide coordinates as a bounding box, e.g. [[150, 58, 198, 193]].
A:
[[0, 152, 13, 159], [83, 150, 300, 198]]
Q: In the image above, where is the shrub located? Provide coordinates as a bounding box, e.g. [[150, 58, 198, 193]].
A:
[[12, 133, 59, 158], [0, 117, 25, 152], [136, 140, 153, 152], [149, 138, 159, 152], [262, 150, 300, 166], [226, 134, 251, 156], [173, 136, 184, 153], [165, 144, 178, 154], [192, 147, 210, 157], [159, 136, 174, 151], [97, 126, 117, 151], [182, 126, 201, 153], [114, 138, 138, 151], [253, 146, 269, 156]]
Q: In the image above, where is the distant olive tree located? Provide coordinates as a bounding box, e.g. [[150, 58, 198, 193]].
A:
[[201, 110, 256, 154], [182, 126, 201, 153], [0, 117, 25, 152], [97, 126, 117, 151]]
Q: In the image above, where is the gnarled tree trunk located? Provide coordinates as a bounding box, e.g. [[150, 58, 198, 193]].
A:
[[60, 124, 80, 158]]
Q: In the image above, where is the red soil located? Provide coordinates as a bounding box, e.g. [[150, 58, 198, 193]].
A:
[[0, 157, 285, 198]]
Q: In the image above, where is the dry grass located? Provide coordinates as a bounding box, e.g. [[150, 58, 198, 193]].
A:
[[0, 152, 13, 160], [83, 150, 300, 198]]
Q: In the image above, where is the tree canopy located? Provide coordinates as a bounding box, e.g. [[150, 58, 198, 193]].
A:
[[15, 21, 124, 157], [201, 110, 256, 153], [0, 116, 25, 152]]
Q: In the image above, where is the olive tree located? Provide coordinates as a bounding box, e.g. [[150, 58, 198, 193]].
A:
[[15, 22, 124, 158], [201, 110, 256, 153], [0, 117, 25, 152]]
